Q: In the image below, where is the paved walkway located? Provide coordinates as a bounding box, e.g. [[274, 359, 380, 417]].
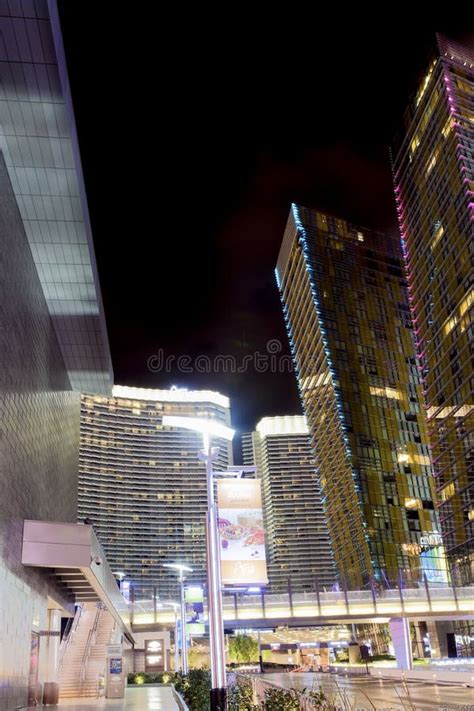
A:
[[32, 686, 181, 710], [269, 671, 474, 710]]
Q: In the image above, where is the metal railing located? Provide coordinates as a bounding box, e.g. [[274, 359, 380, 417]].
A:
[[79, 605, 102, 693], [238, 673, 362, 710], [241, 674, 320, 710], [128, 580, 474, 627], [58, 604, 83, 672]]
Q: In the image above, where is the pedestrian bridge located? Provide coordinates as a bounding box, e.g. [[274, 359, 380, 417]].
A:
[[130, 585, 473, 630]]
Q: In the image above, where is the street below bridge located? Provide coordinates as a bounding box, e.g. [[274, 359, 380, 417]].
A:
[[266, 671, 474, 710]]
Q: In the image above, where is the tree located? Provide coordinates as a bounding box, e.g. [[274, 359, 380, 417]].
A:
[[228, 634, 259, 664], [188, 643, 209, 669]]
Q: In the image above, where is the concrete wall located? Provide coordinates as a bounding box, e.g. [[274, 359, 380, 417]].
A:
[[0, 153, 80, 710]]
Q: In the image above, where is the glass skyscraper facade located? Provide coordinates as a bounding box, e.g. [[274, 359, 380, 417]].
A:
[[393, 35, 473, 585], [276, 205, 443, 589], [243, 416, 335, 592], [79, 386, 232, 597]]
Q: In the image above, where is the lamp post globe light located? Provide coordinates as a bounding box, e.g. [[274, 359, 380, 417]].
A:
[[163, 563, 193, 675], [162, 415, 235, 711]]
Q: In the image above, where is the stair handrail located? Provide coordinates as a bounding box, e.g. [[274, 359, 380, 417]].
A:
[[79, 605, 102, 693], [96, 609, 117, 697], [58, 604, 84, 672]]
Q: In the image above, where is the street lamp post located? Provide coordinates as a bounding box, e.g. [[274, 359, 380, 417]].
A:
[[163, 563, 193, 675], [162, 415, 235, 711], [164, 601, 181, 673], [201, 434, 227, 710]]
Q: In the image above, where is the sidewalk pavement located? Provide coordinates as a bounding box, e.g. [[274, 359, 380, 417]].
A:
[[28, 686, 181, 710]]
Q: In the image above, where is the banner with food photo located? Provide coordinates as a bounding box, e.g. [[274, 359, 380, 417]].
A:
[[217, 478, 268, 585]]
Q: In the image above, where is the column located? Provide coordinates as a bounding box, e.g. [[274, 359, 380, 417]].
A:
[[43, 609, 62, 704], [348, 642, 361, 664], [426, 620, 455, 659], [389, 617, 413, 670]]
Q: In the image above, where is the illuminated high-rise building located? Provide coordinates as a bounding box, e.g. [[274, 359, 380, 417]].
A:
[[276, 205, 443, 588], [392, 35, 473, 585], [244, 416, 335, 592], [79, 385, 232, 597], [241, 432, 255, 468]]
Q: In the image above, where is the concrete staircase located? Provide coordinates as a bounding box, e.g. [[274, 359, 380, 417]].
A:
[[59, 602, 116, 698]]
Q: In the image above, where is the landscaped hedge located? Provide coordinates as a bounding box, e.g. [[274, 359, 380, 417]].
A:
[[127, 672, 173, 685], [174, 669, 211, 710], [128, 670, 212, 710], [129, 670, 345, 709]]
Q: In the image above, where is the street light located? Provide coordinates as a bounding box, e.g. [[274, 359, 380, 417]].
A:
[[164, 601, 181, 673], [163, 563, 193, 675], [162, 414, 235, 711]]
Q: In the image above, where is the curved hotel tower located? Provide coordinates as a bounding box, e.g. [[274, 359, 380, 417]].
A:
[[276, 205, 443, 589], [392, 34, 473, 586], [79, 386, 233, 597]]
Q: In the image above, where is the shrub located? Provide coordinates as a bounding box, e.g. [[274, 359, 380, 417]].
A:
[[174, 669, 211, 710], [261, 684, 338, 710], [307, 687, 338, 709], [228, 635, 259, 664], [128, 673, 145, 684], [227, 675, 259, 711], [262, 686, 301, 710], [127, 672, 165, 684]]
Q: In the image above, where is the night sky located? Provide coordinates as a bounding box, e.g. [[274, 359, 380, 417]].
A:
[[57, 11, 472, 443]]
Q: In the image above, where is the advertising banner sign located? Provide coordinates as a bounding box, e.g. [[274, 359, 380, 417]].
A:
[[109, 658, 123, 675], [186, 622, 205, 635], [217, 478, 268, 586], [185, 586, 204, 603]]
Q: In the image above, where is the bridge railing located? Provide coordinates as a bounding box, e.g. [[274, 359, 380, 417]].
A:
[[127, 581, 473, 626]]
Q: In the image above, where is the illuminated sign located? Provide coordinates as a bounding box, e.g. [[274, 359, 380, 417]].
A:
[[420, 532, 443, 547], [147, 656, 162, 665], [217, 479, 268, 586], [112, 385, 230, 408], [145, 639, 164, 672]]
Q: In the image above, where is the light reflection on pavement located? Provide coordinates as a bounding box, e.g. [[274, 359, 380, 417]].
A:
[[266, 671, 474, 710]]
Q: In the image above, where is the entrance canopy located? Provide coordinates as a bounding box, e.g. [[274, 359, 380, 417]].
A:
[[22, 520, 134, 643]]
